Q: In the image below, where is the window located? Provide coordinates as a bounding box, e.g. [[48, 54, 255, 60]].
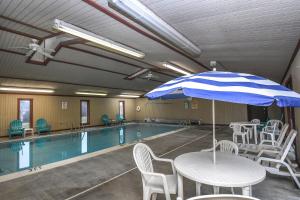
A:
[[80, 100, 89, 125], [119, 101, 125, 119], [18, 99, 33, 128]]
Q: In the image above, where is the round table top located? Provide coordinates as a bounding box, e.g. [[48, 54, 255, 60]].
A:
[[174, 151, 266, 187]]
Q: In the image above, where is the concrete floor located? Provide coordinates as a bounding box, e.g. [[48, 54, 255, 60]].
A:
[[0, 126, 299, 200]]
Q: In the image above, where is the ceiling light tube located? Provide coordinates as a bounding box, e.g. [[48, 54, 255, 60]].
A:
[[125, 68, 149, 80], [163, 63, 191, 75], [108, 0, 201, 57], [118, 94, 140, 98], [75, 92, 107, 96], [0, 87, 54, 93], [53, 19, 145, 58]]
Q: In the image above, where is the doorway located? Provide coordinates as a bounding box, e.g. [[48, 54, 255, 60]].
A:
[[18, 99, 33, 128], [247, 105, 268, 122]]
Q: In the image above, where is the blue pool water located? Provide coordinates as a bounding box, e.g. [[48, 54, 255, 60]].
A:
[[0, 123, 182, 176]]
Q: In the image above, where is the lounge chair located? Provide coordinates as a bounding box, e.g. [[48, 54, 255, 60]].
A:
[[200, 140, 238, 194], [101, 114, 111, 126], [8, 120, 24, 138], [256, 129, 300, 188], [240, 124, 289, 154], [133, 143, 177, 200], [116, 114, 124, 124], [36, 118, 51, 135]]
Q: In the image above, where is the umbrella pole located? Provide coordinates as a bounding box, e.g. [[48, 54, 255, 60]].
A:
[[212, 100, 216, 164]]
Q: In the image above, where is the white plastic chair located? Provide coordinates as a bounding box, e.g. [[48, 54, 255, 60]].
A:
[[231, 124, 249, 144], [200, 140, 238, 195], [177, 194, 260, 200], [133, 143, 177, 200], [259, 120, 281, 145], [247, 119, 260, 140], [256, 129, 300, 189], [240, 124, 289, 154]]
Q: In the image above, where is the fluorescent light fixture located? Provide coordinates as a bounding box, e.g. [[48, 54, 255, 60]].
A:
[[163, 63, 191, 75], [53, 19, 145, 58], [108, 0, 201, 57], [0, 87, 54, 93], [75, 92, 107, 96], [118, 94, 140, 98], [125, 68, 149, 80]]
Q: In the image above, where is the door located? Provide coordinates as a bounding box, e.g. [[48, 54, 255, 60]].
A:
[[247, 105, 268, 122], [18, 99, 33, 128], [119, 101, 125, 119], [80, 100, 90, 125]]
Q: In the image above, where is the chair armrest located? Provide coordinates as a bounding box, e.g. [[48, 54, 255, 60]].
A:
[[142, 171, 170, 194], [153, 156, 176, 175], [256, 149, 280, 159], [201, 147, 214, 152], [260, 139, 279, 146], [257, 156, 282, 164]]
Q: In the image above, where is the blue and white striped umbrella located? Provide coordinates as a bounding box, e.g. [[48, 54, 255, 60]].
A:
[[145, 71, 300, 107], [145, 71, 300, 164]]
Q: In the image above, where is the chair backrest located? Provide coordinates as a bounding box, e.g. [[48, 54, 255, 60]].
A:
[[36, 118, 47, 127], [266, 120, 283, 130], [101, 114, 109, 121], [276, 123, 289, 146], [229, 123, 241, 133], [133, 143, 154, 173], [251, 119, 260, 124], [216, 140, 238, 155], [186, 194, 260, 200], [10, 120, 22, 129], [278, 129, 297, 161]]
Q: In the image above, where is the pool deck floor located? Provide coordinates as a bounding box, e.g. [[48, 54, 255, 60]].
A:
[[0, 126, 300, 200]]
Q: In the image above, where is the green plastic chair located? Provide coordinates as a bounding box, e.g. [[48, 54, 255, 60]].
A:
[[36, 118, 51, 135], [8, 120, 25, 138], [101, 114, 111, 126], [116, 114, 124, 124]]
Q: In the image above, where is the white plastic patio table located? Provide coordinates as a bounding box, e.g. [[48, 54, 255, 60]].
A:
[[231, 122, 261, 144], [174, 152, 266, 199]]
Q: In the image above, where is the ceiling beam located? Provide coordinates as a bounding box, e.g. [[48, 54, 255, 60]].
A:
[[0, 26, 42, 40], [0, 15, 53, 34], [281, 39, 300, 83], [82, 0, 211, 71]]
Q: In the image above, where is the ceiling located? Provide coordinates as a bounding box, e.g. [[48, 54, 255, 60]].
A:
[[0, 0, 299, 96]]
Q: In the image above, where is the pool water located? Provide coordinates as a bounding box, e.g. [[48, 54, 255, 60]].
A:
[[0, 123, 182, 176]]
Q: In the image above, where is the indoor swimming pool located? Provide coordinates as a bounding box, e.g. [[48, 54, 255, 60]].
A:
[[0, 123, 183, 176]]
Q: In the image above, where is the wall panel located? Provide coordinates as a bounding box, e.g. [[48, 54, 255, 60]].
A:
[[0, 94, 136, 137]]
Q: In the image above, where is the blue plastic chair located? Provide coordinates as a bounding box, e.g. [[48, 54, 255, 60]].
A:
[[116, 114, 124, 124], [36, 118, 51, 135], [8, 120, 24, 138], [101, 114, 111, 126]]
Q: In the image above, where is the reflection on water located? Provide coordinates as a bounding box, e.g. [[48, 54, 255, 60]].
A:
[[0, 124, 181, 176], [119, 127, 125, 145], [81, 132, 87, 154], [19, 142, 30, 169]]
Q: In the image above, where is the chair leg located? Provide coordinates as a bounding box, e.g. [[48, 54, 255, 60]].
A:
[[213, 186, 219, 194], [143, 187, 151, 200], [164, 192, 171, 200], [151, 193, 157, 200], [196, 182, 201, 196], [242, 135, 245, 144], [231, 187, 234, 194]]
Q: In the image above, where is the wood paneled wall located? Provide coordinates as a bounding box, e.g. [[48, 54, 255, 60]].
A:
[[135, 98, 247, 124], [0, 94, 136, 137]]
